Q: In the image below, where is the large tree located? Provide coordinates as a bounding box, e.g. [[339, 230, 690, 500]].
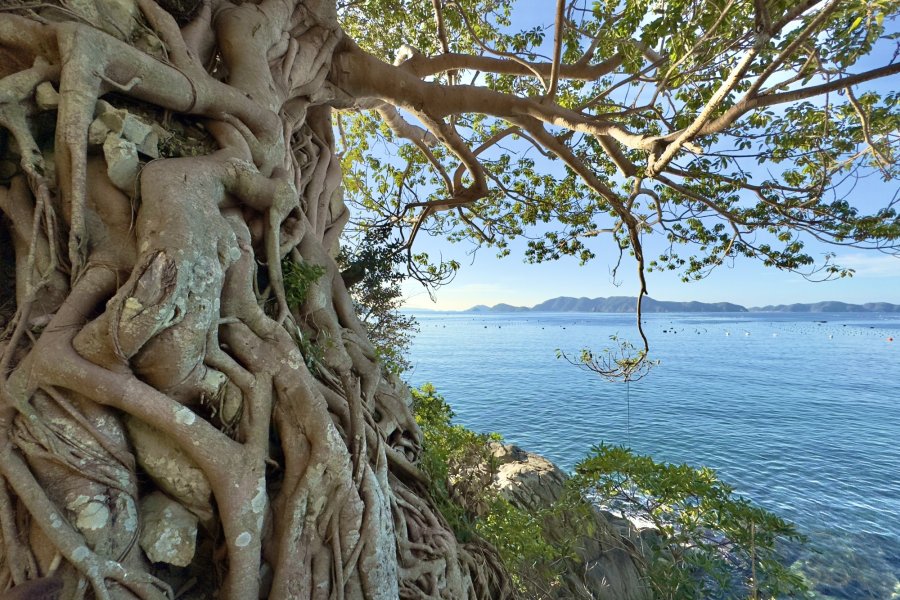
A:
[[0, 0, 897, 598]]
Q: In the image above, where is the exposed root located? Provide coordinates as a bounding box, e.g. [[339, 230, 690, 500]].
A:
[[0, 4, 510, 598]]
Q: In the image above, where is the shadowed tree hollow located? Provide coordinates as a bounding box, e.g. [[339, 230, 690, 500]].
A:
[[0, 0, 897, 598]]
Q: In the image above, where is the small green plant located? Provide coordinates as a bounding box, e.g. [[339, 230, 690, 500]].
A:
[[338, 227, 418, 374], [474, 496, 561, 576], [557, 335, 658, 383], [296, 332, 325, 369], [574, 444, 810, 599], [283, 258, 326, 306], [411, 384, 564, 589]]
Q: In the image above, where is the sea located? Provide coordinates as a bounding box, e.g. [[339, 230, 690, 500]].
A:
[[404, 311, 900, 599]]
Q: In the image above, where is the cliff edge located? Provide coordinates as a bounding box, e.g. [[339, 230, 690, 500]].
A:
[[491, 444, 651, 600]]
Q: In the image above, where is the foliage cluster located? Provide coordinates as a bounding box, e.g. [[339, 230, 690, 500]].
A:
[[413, 384, 810, 599], [283, 258, 327, 307], [338, 0, 900, 289], [339, 227, 419, 373], [411, 384, 565, 591], [575, 444, 810, 600], [558, 335, 659, 381], [282, 258, 329, 368]]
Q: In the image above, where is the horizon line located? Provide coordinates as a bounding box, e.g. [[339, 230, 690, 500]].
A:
[[403, 296, 900, 312]]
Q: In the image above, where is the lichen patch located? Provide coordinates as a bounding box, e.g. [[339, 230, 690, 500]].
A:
[[175, 406, 196, 425]]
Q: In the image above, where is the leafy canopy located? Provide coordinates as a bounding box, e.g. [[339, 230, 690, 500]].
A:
[[338, 227, 419, 374], [575, 444, 810, 599], [335, 0, 900, 343]]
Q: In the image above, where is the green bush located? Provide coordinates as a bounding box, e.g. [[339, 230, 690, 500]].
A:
[[574, 444, 810, 599], [412, 387, 809, 599], [338, 227, 418, 374], [411, 384, 562, 587]]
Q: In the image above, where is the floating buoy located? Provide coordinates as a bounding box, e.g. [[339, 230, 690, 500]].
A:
[[888, 337, 894, 342]]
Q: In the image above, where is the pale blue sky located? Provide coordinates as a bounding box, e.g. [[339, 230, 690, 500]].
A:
[[399, 2, 900, 311], [401, 234, 900, 310]]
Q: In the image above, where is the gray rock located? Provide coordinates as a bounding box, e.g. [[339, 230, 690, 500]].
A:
[[98, 105, 125, 133], [88, 118, 111, 146], [491, 443, 652, 600], [492, 443, 567, 508], [103, 135, 139, 192], [121, 114, 153, 148], [137, 130, 160, 159], [92, 102, 159, 158], [125, 416, 214, 526], [139, 492, 198, 567]]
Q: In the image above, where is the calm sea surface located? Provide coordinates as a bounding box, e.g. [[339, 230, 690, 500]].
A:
[[405, 311, 900, 599]]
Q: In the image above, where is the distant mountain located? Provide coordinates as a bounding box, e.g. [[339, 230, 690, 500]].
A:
[[492, 303, 530, 312], [750, 301, 900, 312], [464, 297, 900, 313], [466, 296, 747, 313], [467, 304, 492, 312]]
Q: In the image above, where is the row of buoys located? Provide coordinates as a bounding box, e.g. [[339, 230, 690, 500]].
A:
[[435, 321, 898, 342]]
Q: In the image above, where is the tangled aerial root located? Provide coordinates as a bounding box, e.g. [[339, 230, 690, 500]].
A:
[[0, 2, 510, 598]]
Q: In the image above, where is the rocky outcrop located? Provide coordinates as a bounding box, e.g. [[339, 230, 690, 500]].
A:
[[83, 100, 162, 195], [491, 444, 651, 600]]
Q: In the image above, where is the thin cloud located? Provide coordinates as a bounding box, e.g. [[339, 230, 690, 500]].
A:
[[833, 253, 900, 278]]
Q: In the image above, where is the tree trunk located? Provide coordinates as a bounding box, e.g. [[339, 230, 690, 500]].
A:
[[0, 2, 510, 598]]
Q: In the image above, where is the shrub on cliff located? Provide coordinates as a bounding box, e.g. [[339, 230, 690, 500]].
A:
[[412, 384, 567, 593], [575, 444, 810, 599], [414, 384, 811, 599]]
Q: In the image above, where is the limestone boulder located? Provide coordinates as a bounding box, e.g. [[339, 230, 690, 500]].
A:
[[125, 416, 214, 526], [103, 135, 139, 193], [139, 492, 198, 567]]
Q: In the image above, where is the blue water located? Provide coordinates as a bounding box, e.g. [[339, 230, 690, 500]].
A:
[[405, 312, 900, 599]]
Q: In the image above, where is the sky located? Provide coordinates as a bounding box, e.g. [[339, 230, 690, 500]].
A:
[[398, 3, 900, 311], [401, 236, 900, 311]]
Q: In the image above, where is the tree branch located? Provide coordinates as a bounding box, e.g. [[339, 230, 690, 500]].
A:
[[686, 62, 900, 140], [648, 43, 762, 176], [398, 50, 624, 82], [545, 0, 566, 101], [332, 40, 653, 151], [845, 86, 893, 170]]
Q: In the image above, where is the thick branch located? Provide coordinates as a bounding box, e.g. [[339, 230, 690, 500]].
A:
[[332, 40, 652, 151], [545, 0, 566, 101], [398, 50, 623, 82]]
